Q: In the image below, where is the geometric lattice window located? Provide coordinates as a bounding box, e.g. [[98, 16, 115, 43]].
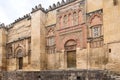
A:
[[47, 37, 55, 46], [92, 27, 100, 37], [47, 28, 55, 54], [47, 37, 55, 54]]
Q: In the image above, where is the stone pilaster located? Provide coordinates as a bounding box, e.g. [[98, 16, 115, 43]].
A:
[[31, 9, 46, 70], [0, 24, 7, 71], [87, 42, 90, 70]]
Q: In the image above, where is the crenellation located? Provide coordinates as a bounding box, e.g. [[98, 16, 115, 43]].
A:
[[41, 7, 45, 11], [13, 13, 31, 24], [32, 8, 35, 12], [46, 0, 76, 12], [49, 6, 53, 10], [18, 17, 21, 20], [61, 0, 66, 5], [57, 2, 61, 7], [38, 4, 42, 9], [53, 4, 56, 9], [35, 6, 38, 10], [6, 23, 14, 29], [31, 4, 46, 13], [0, 23, 7, 30], [46, 9, 48, 12], [0, 23, 5, 27]]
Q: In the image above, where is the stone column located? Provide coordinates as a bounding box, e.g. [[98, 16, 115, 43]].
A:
[[0, 24, 7, 71]]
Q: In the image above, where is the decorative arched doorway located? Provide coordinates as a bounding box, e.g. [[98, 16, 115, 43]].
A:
[[16, 49, 23, 69], [64, 40, 76, 68]]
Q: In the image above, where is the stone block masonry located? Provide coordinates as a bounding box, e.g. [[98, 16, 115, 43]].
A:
[[0, 70, 117, 80]]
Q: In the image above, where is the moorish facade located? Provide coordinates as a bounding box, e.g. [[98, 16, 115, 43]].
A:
[[0, 0, 120, 72]]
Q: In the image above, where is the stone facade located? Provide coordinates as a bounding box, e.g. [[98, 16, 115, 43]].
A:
[[0, 0, 120, 72]]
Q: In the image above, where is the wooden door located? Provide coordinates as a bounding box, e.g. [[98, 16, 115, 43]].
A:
[[19, 57, 23, 69], [67, 51, 76, 68]]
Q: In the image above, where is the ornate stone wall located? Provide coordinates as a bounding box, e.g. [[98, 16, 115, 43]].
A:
[[6, 38, 31, 71], [56, 0, 86, 51], [45, 0, 88, 70], [87, 9, 104, 69]]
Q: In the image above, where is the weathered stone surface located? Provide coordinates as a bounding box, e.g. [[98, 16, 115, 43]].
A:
[[0, 70, 118, 80]]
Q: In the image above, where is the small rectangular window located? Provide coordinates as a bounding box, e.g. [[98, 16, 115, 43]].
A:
[[113, 0, 118, 6], [109, 49, 111, 53]]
